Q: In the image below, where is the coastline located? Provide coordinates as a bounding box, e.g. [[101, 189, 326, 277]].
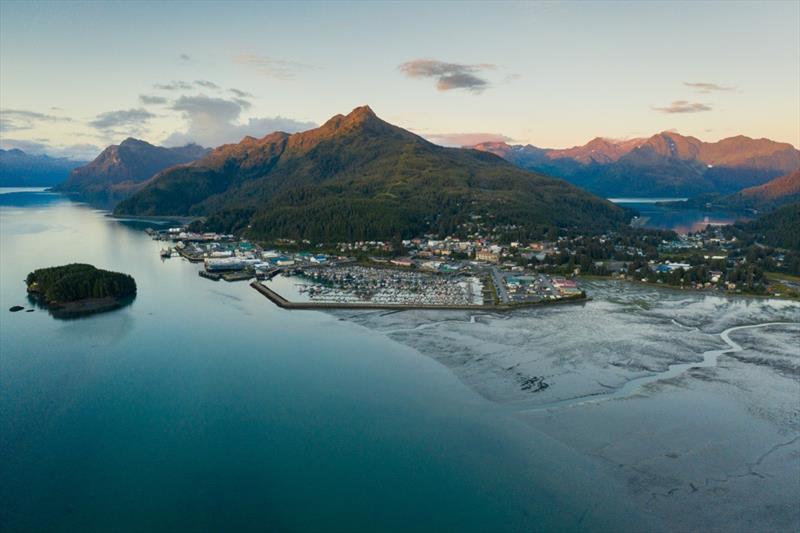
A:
[[578, 274, 800, 301], [28, 295, 132, 317]]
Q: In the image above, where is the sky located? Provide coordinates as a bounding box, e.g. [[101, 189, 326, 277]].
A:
[[1, 0, 798, 160]]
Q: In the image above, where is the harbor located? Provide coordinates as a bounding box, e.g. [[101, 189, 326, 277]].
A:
[[250, 279, 588, 311], [147, 226, 590, 310]]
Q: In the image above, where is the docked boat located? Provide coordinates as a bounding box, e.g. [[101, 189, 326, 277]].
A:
[[160, 248, 172, 258]]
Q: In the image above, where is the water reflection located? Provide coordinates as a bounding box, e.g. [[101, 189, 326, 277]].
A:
[[612, 198, 750, 233], [25, 291, 137, 320]]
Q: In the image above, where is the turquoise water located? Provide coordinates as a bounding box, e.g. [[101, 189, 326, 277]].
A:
[[0, 190, 653, 532]]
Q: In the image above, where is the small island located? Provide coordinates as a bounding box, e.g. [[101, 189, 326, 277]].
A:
[[26, 264, 137, 317]]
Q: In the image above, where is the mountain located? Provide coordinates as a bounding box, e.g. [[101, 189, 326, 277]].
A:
[[115, 106, 629, 242], [0, 149, 87, 187], [735, 202, 800, 250], [720, 170, 800, 211], [666, 170, 800, 212], [473, 133, 800, 198], [55, 138, 209, 205]]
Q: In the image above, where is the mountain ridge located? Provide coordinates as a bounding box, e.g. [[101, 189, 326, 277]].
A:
[[0, 149, 87, 187], [472, 132, 799, 197], [116, 106, 629, 241], [720, 170, 800, 211], [55, 138, 209, 205]]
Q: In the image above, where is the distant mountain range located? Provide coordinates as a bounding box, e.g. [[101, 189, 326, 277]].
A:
[[115, 106, 629, 241], [473, 132, 800, 198], [55, 138, 209, 206], [0, 149, 87, 187]]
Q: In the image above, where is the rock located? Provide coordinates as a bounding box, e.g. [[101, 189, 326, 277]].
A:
[[519, 375, 549, 392], [9, 306, 24, 312]]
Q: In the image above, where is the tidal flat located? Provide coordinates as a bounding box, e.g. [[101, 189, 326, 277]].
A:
[[337, 281, 800, 532]]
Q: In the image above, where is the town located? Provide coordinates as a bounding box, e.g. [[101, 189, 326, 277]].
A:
[[149, 227, 587, 309], [148, 219, 800, 310]]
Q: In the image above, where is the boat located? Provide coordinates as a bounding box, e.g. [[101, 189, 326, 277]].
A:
[[160, 248, 171, 258]]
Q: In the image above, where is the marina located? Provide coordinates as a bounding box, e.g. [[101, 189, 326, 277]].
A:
[[250, 280, 588, 311], [146, 225, 591, 310]]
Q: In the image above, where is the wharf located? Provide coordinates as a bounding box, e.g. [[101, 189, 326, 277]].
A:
[[177, 247, 205, 263], [250, 281, 588, 311], [222, 271, 254, 282]]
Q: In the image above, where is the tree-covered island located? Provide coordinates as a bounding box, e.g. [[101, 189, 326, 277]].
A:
[[26, 264, 137, 316]]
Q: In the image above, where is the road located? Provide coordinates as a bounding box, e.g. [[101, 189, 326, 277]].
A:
[[490, 266, 510, 304]]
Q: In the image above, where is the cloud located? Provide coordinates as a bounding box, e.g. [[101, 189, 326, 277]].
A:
[[399, 59, 495, 93], [89, 108, 156, 133], [0, 108, 72, 132], [195, 79, 220, 89], [163, 94, 316, 147], [233, 53, 313, 79], [154, 80, 193, 91], [232, 98, 252, 110], [180, 53, 191, 61], [0, 137, 100, 160], [424, 132, 515, 147], [139, 94, 169, 105], [652, 100, 712, 114], [683, 82, 734, 93], [229, 88, 253, 98]]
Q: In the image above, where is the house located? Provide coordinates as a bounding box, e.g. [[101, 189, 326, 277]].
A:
[[476, 249, 499, 263]]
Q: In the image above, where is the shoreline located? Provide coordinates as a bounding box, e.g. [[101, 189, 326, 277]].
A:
[[110, 213, 203, 224], [578, 274, 800, 301]]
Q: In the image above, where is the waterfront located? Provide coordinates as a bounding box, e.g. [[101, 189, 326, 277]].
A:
[[2, 190, 798, 532]]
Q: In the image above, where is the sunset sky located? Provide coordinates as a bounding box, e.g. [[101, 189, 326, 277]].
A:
[[1, 0, 798, 159]]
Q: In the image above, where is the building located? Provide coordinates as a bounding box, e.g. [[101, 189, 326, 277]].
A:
[[476, 249, 499, 264], [205, 257, 246, 271]]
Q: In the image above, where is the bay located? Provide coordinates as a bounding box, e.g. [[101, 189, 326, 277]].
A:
[[0, 190, 654, 532]]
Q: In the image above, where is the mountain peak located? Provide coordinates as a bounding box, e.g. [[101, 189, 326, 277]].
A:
[[472, 141, 513, 158], [288, 105, 398, 153], [120, 137, 146, 146], [347, 105, 376, 121]]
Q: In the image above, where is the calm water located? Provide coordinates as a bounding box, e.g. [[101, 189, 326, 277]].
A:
[[0, 190, 653, 532], [610, 198, 750, 233]]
